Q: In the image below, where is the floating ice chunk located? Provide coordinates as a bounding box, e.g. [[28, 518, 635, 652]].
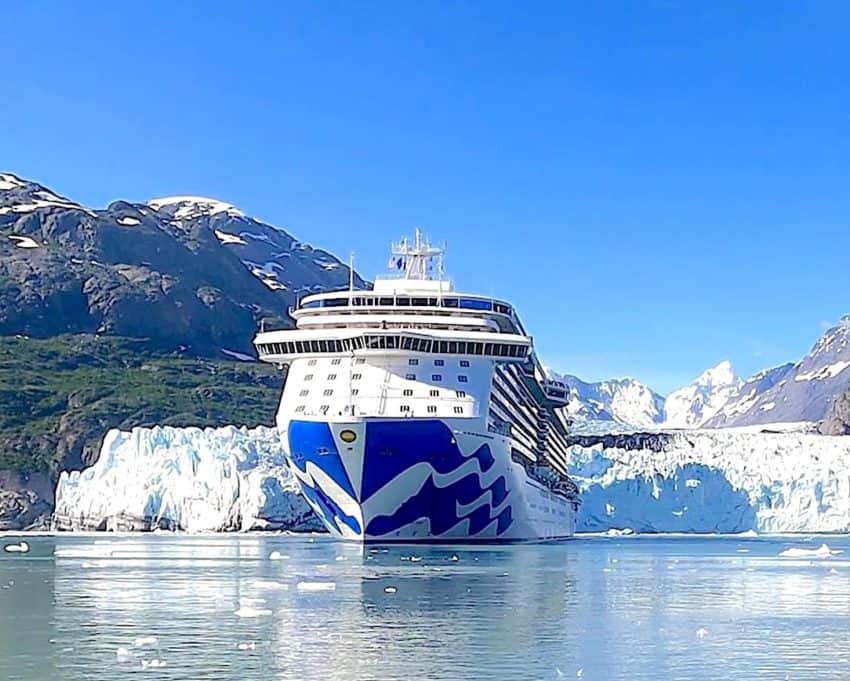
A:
[[133, 636, 158, 648], [268, 551, 289, 561], [253, 580, 288, 590], [696, 627, 709, 639], [830, 568, 839, 575], [576, 669, 584, 678], [779, 544, 841, 559], [410, 556, 423, 563], [736, 530, 758, 538], [335, 556, 346, 561], [234, 606, 273, 618], [3, 541, 29, 553], [115, 647, 132, 662], [141, 659, 167, 668], [384, 586, 398, 594], [451, 554, 459, 562], [296, 581, 335, 592], [605, 528, 635, 536], [237, 642, 256, 651], [81, 561, 107, 569]]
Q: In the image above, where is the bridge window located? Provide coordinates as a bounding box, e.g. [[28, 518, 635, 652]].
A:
[[460, 360, 470, 367], [494, 303, 511, 315], [459, 298, 492, 311], [379, 297, 393, 305], [396, 296, 410, 306], [441, 298, 459, 308], [323, 298, 348, 308], [301, 300, 321, 309]]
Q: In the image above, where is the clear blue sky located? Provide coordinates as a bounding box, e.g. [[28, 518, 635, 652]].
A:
[[3, 2, 850, 393]]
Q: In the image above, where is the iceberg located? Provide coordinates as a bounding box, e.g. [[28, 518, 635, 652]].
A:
[[54, 425, 322, 533], [567, 430, 850, 533]]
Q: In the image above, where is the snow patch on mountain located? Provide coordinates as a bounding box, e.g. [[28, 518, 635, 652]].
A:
[[54, 425, 320, 532], [562, 375, 664, 428], [567, 430, 850, 533], [148, 196, 244, 220], [663, 361, 742, 428]]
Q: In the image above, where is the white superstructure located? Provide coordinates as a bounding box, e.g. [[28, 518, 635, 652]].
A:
[[254, 231, 579, 542]]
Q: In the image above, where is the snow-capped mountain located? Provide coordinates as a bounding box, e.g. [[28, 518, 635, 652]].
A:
[[663, 361, 742, 428], [0, 172, 365, 356], [705, 318, 850, 428], [561, 374, 665, 428]]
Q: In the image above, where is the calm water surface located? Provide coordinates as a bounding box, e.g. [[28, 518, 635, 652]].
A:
[[2, 533, 850, 680]]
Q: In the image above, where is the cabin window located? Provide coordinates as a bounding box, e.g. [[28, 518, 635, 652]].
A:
[[453, 406, 464, 414], [299, 389, 309, 397], [351, 388, 359, 396], [455, 390, 466, 398], [355, 358, 366, 364], [434, 359, 444, 366], [352, 373, 362, 380], [295, 405, 306, 413], [304, 374, 314, 381], [403, 389, 413, 397], [307, 358, 316, 366], [406, 373, 416, 381], [320, 405, 330, 414], [427, 405, 437, 414], [323, 389, 333, 396], [327, 373, 337, 380], [432, 374, 442, 382], [409, 358, 419, 366], [331, 358, 341, 365], [458, 375, 468, 383], [430, 389, 439, 397], [399, 404, 411, 413]]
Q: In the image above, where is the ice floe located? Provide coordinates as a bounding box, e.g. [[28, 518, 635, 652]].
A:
[[4, 541, 29, 553], [296, 581, 336, 592], [778, 544, 841, 559]]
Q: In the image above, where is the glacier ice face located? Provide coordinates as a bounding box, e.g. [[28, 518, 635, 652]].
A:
[[54, 425, 321, 532], [567, 430, 850, 533]]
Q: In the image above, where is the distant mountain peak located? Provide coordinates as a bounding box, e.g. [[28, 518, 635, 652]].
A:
[[148, 196, 245, 220], [693, 360, 737, 387]]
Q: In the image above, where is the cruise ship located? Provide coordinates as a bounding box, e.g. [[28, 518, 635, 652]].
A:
[[254, 231, 580, 542]]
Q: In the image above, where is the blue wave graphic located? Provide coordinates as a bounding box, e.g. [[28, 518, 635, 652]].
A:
[[288, 420, 360, 535], [362, 420, 513, 537]]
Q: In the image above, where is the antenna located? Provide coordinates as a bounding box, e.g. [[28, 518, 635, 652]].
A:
[[348, 251, 355, 292]]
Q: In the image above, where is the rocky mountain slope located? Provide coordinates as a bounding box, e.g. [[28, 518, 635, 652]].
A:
[[0, 172, 364, 357], [561, 375, 665, 428], [663, 361, 742, 428], [0, 171, 366, 528]]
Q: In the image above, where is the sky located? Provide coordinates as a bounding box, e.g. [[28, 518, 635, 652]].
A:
[[3, 1, 850, 393]]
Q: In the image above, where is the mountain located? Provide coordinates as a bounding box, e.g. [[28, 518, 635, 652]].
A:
[[0, 172, 366, 529], [0, 172, 365, 357], [561, 375, 665, 428], [663, 361, 742, 428], [705, 318, 850, 428]]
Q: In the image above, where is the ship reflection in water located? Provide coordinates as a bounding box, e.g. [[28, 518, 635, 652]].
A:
[[2, 534, 850, 680]]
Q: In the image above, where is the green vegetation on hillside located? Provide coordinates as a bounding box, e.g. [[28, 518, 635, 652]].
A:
[[0, 335, 282, 474]]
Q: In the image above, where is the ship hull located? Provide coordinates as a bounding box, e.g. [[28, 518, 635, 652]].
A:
[[281, 417, 577, 543]]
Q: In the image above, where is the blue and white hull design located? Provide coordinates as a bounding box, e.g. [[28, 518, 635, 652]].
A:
[[283, 418, 577, 542]]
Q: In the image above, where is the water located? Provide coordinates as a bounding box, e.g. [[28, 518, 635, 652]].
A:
[[2, 534, 850, 680]]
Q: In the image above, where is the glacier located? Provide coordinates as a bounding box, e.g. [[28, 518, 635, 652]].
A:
[[567, 429, 850, 533], [53, 424, 850, 535], [54, 425, 321, 533]]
